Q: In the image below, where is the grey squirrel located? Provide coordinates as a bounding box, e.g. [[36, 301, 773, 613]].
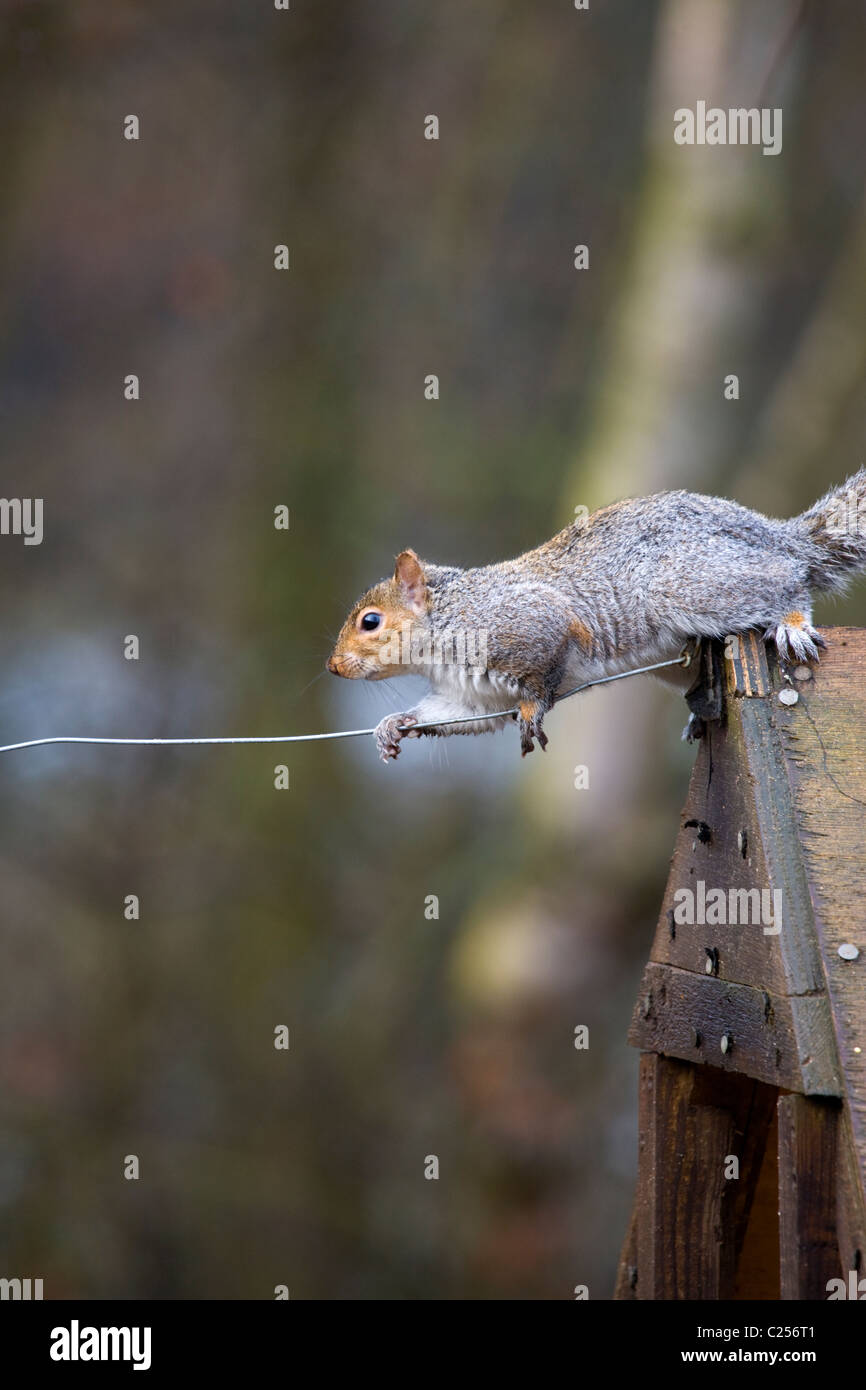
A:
[[327, 471, 866, 762]]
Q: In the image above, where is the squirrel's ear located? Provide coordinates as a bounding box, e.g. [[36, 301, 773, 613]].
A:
[[393, 549, 428, 615]]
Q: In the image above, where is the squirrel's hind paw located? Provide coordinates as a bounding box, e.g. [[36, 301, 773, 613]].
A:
[[682, 713, 705, 743], [766, 615, 827, 666]]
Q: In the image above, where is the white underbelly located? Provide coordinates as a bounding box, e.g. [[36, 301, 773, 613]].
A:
[[430, 665, 520, 712], [558, 637, 685, 693]]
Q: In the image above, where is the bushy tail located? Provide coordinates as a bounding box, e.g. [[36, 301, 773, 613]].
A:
[[795, 468, 866, 593]]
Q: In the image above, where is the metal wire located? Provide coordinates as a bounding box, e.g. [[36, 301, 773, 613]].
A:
[[0, 652, 691, 755]]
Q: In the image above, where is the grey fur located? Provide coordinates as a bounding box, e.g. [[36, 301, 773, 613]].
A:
[[342, 471, 866, 761]]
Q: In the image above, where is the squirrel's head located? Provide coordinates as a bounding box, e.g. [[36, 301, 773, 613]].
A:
[[327, 549, 431, 680]]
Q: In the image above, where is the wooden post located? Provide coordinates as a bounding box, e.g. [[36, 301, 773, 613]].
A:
[[616, 628, 866, 1299]]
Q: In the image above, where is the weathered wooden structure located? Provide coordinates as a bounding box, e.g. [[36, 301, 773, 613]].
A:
[[615, 626, 866, 1300]]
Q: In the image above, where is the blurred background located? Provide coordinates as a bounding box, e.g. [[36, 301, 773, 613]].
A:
[[1, 0, 865, 1299]]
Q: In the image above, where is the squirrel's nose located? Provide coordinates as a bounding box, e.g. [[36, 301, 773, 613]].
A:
[[326, 655, 340, 675]]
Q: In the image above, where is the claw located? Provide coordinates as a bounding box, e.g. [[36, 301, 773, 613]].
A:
[[766, 615, 826, 668]]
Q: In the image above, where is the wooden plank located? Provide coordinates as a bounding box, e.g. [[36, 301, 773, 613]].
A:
[[613, 1201, 638, 1300], [634, 1055, 777, 1298], [835, 1109, 866, 1285], [636, 1054, 730, 1298], [737, 697, 827, 1001], [726, 629, 772, 698], [629, 961, 840, 1095], [733, 1106, 781, 1300], [649, 714, 794, 998], [778, 1094, 841, 1299], [774, 627, 866, 1228], [688, 1067, 779, 1297]]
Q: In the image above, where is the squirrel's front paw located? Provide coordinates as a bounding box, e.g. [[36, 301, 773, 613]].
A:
[[374, 712, 418, 763]]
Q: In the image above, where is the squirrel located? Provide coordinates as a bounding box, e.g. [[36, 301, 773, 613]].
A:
[[327, 471, 866, 762]]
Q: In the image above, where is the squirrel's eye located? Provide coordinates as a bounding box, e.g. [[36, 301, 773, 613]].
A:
[[360, 611, 382, 632]]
